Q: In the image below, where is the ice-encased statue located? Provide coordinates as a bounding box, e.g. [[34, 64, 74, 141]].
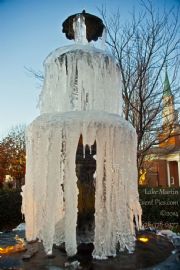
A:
[[22, 11, 142, 259]]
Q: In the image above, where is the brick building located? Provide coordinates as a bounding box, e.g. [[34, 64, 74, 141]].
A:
[[141, 69, 180, 187]]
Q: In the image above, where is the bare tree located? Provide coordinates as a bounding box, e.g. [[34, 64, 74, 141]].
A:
[[99, 0, 180, 170], [24, 66, 44, 82], [25, 1, 180, 171]]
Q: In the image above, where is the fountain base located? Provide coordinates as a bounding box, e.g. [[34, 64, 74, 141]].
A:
[[0, 230, 177, 270]]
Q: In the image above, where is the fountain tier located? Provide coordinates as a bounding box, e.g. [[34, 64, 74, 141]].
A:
[[22, 111, 142, 258], [39, 45, 122, 115]]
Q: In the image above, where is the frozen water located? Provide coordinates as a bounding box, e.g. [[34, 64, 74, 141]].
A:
[[22, 111, 142, 258], [65, 260, 80, 269], [13, 223, 25, 231], [157, 230, 177, 238], [22, 19, 142, 259], [39, 45, 122, 116], [73, 14, 88, 44]]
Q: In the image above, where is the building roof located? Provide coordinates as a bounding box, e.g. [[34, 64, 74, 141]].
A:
[[148, 145, 180, 157], [163, 68, 172, 97]]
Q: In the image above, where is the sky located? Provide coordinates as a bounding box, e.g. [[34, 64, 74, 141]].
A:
[[0, 0, 179, 138]]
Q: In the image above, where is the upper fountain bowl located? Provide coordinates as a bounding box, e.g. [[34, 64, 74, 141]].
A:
[[62, 11, 105, 43]]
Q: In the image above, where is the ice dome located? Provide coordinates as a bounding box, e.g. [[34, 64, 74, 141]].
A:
[[39, 44, 122, 115]]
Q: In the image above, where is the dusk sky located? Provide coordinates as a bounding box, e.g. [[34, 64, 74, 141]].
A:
[[0, 0, 179, 138]]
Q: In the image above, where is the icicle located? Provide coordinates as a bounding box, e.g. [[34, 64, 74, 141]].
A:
[[73, 14, 88, 44], [83, 144, 86, 159], [100, 27, 107, 51]]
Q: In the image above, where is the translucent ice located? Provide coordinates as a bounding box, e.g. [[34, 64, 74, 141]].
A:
[[73, 14, 88, 44], [22, 30, 142, 259], [22, 111, 142, 258], [39, 45, 122, 116]]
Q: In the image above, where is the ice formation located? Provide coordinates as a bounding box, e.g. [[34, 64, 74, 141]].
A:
[[39, 45, 122, 115], [22, 12, 142, 259]]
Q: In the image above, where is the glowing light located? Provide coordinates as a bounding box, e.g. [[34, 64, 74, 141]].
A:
[[0, 235, 26, 255], [139, 169, 147, 185], [138, 237, 149, 243]]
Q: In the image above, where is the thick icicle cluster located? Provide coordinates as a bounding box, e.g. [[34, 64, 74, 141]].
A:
[[22, 39, 142, 259], [22, 111, 142, 258], [39, 45, 122, 115]]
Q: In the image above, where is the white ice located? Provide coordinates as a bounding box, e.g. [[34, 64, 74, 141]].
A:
[[73, 14, 88, 45], [39, 45, 122, 116], [13, 223, 26, 231], [22, 111, 142, 258], [22, 23, 142, 259]]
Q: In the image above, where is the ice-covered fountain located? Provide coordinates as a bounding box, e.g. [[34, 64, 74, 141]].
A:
[[21, 11, 142, 259]]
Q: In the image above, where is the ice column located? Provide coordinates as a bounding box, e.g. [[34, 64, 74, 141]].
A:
[[73, 14, 88, 44]]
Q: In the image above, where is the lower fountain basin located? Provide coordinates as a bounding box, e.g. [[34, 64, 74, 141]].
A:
[[0, 230, 178, 270]]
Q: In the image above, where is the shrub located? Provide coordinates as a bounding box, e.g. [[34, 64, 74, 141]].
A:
[[0, 189, 23, 231]]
